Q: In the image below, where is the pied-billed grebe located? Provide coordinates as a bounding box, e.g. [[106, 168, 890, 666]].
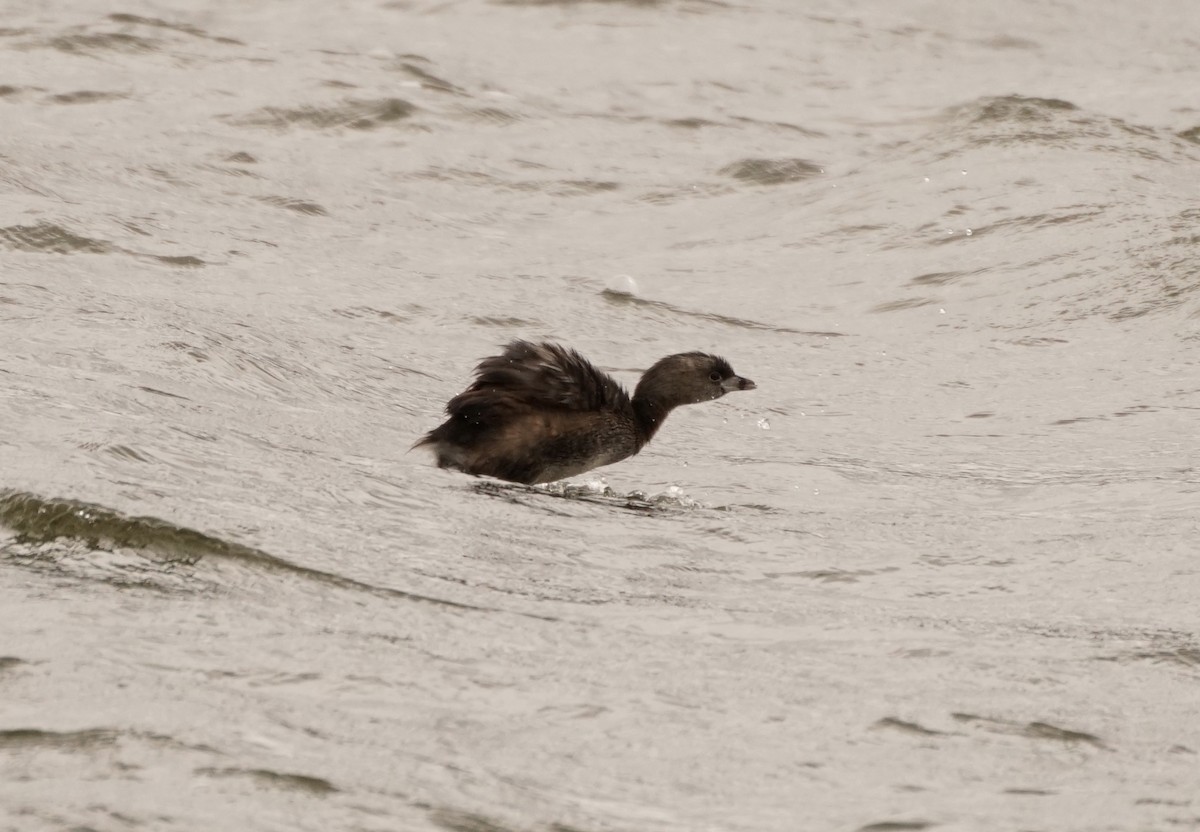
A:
[[415, 341, 755, 484]]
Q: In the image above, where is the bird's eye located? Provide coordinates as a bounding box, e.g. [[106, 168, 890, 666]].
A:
[[709, 371, 722, 382]]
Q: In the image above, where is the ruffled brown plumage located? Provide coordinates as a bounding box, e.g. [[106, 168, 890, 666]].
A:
[[415, 341, 755, 484]]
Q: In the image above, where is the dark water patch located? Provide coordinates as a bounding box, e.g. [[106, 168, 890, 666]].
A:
[[411, 166, 500, 185], [870, 297, 938, 313], [600, 287, 845, 337], [1100, 647, 1200, 668], [857, 822, 934, 832], [1180, 125, 1200, 144], [666, 117, 722, 129], [1053, 415, 1099, 425], [470, 315, 540, 327], [195, 766, 337, 795], [46, 90, 128, 104], [719, 157, 822, 185], [1054, 404, 1171, 426], [40, 31, 159, 54], [0, 491, 516, 616], [145, 164, 192, 187], [1004, 787, 1054, 795], [1113, 404, 1157, 417], [637, 182, 733, 203], [91, 443, 154, 463], [107, 13, 244, 45], [230, 98, 416, 130], [225, 151, 257, 163], [397, 62, 466, 95], [334, 305, 410, 322], [909, 269, 981, 287], [212, 163, 262, 179], [974, 95, 1078, 122], [0, 222, 113, 255], [411, 167, 610, 196], [0, 84, 27, 97], [930, 207, 1106, 246], [430, 808, 561, 832], [1005, 336, 1068, 346], [767, 568, 878, 583], [0, 656, 25, 672], [433, 811, 590, 832], [551, 179, 619, 196], [977, 35, 1040, 51], [145, 254, 206, 268], [464, 106, 520, 125], [137, 386, 190, 400], [807, 222, 890, 243], [873, 717, 949, 737], [120, 219, 154, 235], [730, 115, 825, 137], [933, 95, 1197, 162], [1025, 722, 1107, 747], [1095, 208, 1200, 320], [952, 713, 1107, 749], [256, 196, 328, 216], [162, 340, 210, 361], [0, 728, 120, 751]]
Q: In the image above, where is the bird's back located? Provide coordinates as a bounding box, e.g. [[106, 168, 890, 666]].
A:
[[446, 341, 630, 416], [415, 341, 640, 484]]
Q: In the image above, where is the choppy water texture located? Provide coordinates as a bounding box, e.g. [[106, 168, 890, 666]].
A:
[[3, 1, 1200, 830]]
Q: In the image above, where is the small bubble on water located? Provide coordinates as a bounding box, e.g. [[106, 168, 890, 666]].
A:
[[608, 274, 638, 296], [965, 228, 973, 236], [757, 417, 771, 430]]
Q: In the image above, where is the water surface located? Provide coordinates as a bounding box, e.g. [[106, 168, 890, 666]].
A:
[[2, 1, 1199, 830]]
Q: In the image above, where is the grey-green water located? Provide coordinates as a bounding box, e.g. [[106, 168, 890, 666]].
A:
[[2, 2, 1199, 830]]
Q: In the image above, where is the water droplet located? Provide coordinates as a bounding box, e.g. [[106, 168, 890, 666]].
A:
[[965, 228, 973, 236], [757, 417, 771, 431], [608, 274, 638, 295]]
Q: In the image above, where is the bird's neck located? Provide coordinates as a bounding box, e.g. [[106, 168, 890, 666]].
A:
[[632, 396, 675, 445]]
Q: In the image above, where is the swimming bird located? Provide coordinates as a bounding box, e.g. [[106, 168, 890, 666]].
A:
[[415, 340, 756, 484]]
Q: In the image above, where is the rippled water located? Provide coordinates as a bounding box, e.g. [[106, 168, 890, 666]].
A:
[[3, 1, 1200, 830]]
